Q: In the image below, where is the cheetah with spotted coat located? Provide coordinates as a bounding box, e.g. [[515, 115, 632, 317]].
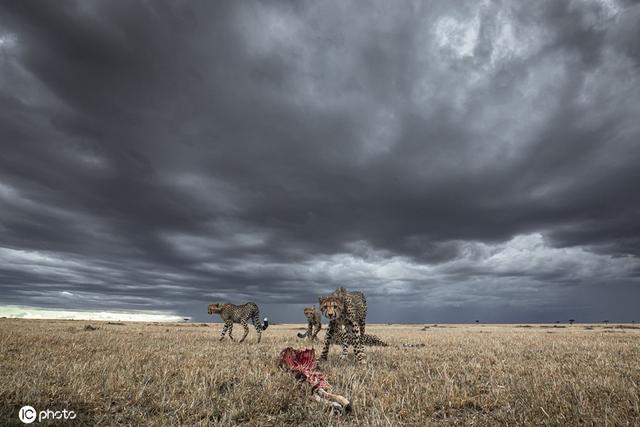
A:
[[319, 287, 367, 364], [328, 328, 388, 347], [208, 302, 266, 343], [297, 306, 322, 340]]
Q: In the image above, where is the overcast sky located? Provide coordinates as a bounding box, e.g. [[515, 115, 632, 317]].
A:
[[1, 1, 639, 323]]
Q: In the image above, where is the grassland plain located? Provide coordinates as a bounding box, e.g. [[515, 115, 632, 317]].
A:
[[1, 319, 639, 426]]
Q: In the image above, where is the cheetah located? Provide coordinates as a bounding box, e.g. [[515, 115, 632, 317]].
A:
[[297, 306, 322, 340], [328, 328, 388, 347], [208, 302, 267, 343], [319, 287, 367, 364]]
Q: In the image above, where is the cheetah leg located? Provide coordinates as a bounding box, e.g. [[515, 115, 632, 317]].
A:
[[312, 322, 322, 340], [228, 323, 235, 341], [219, 323, 229, 341], [252, 315, 262, 344], [344, 307, 361, 361], [342, 324, 354, 359], [218, 323, 229, 341], [355, 323, 366, 364], [239, 321, 249, 343], [320, 321, 336, 361], [305, 322, 313, 340]]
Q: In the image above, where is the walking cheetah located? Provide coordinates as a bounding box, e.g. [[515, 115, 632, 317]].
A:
[[208, 302, 267, 343]]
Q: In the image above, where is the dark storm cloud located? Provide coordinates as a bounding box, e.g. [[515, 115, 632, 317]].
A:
[[1, 0, 639, 322]]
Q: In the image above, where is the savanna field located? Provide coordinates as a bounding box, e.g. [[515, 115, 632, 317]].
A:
[[1, 319, 639, 426]]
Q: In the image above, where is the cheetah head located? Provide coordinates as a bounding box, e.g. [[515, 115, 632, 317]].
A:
[[303, 306, 317, 320], [319, 296, 344, 320], [207, 303, 223, 314]]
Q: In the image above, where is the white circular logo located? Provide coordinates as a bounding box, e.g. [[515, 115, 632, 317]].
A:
[[18, 406, 36, 424]]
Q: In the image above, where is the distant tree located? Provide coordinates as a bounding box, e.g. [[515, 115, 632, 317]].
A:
[[632, 320, 636, 324], [555, 321, 560, 324], [569, 319, 575, 325], [183, 318, 189, 322], [603, 320, 609, 324], [475, 320, 480, 324]]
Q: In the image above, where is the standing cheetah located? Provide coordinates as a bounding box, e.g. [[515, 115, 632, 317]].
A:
[[297, 306, 322, 340], [318, 287, 367, 364], [208, 302, 267, 343]]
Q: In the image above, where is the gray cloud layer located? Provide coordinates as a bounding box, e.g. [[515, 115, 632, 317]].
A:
[[1, 0, 639, 322]]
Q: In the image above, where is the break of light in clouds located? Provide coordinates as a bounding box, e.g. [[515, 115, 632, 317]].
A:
[[0, 305, 184, 322], [1, 1, 639, 323]]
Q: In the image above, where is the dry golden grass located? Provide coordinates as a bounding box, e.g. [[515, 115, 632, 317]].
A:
[[1, 319, 639, 426]]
